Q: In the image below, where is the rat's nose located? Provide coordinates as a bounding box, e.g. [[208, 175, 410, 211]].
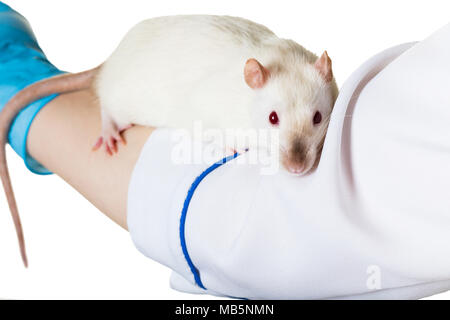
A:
[[286, 163, 305, 175], [284, 137, 307, 175]]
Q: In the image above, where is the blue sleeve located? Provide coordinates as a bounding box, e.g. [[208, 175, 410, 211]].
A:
[[0, 2, 65, 174]]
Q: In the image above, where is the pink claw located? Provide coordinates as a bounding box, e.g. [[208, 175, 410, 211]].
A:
[[92, 137, 104, 151]]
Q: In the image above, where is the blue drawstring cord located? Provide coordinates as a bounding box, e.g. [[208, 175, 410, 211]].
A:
[[179, 152, 240, 289]]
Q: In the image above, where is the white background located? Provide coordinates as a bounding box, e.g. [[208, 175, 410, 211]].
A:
[[0, 0, 449, 299]]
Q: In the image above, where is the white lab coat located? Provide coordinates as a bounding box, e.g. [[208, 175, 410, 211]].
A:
[[127, 22, 450, 299]]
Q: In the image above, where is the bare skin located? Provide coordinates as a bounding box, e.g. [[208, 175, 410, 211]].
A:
[[26, 88, 154, 230]]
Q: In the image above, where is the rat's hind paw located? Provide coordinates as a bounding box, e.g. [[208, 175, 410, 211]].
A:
[[92, 135, 121, 156], [92, 122, 131, 155]]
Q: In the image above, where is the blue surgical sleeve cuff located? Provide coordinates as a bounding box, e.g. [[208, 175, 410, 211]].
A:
[[0, 2, 65, 174]]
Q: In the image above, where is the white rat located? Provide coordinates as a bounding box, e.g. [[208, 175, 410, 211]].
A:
[[0, 15, 338, 266]]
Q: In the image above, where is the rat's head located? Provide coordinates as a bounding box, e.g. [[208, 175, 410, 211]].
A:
[[244, 51, 338, 175]]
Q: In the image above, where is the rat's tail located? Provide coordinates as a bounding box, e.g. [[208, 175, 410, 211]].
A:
[[0, 67, 100, 267]]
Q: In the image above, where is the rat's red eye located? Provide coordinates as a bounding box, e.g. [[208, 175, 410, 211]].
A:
[[269, 111, 279, 126], [313, 111, 322, 125]]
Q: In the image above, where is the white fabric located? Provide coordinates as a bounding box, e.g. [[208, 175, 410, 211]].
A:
[[127, 23, 450, 299]]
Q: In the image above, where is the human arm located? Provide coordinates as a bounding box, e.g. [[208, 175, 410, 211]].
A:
[[26, 88, 154, 229]]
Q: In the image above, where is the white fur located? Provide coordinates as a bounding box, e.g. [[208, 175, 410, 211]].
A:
[[95, 15, 338, 167]]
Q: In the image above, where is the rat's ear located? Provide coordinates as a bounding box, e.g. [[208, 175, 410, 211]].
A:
[[314, 51, 333, 83], [244, 58, 270, 89]]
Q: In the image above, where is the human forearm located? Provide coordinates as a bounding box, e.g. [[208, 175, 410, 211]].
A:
[[26, 88, 153, 229]]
